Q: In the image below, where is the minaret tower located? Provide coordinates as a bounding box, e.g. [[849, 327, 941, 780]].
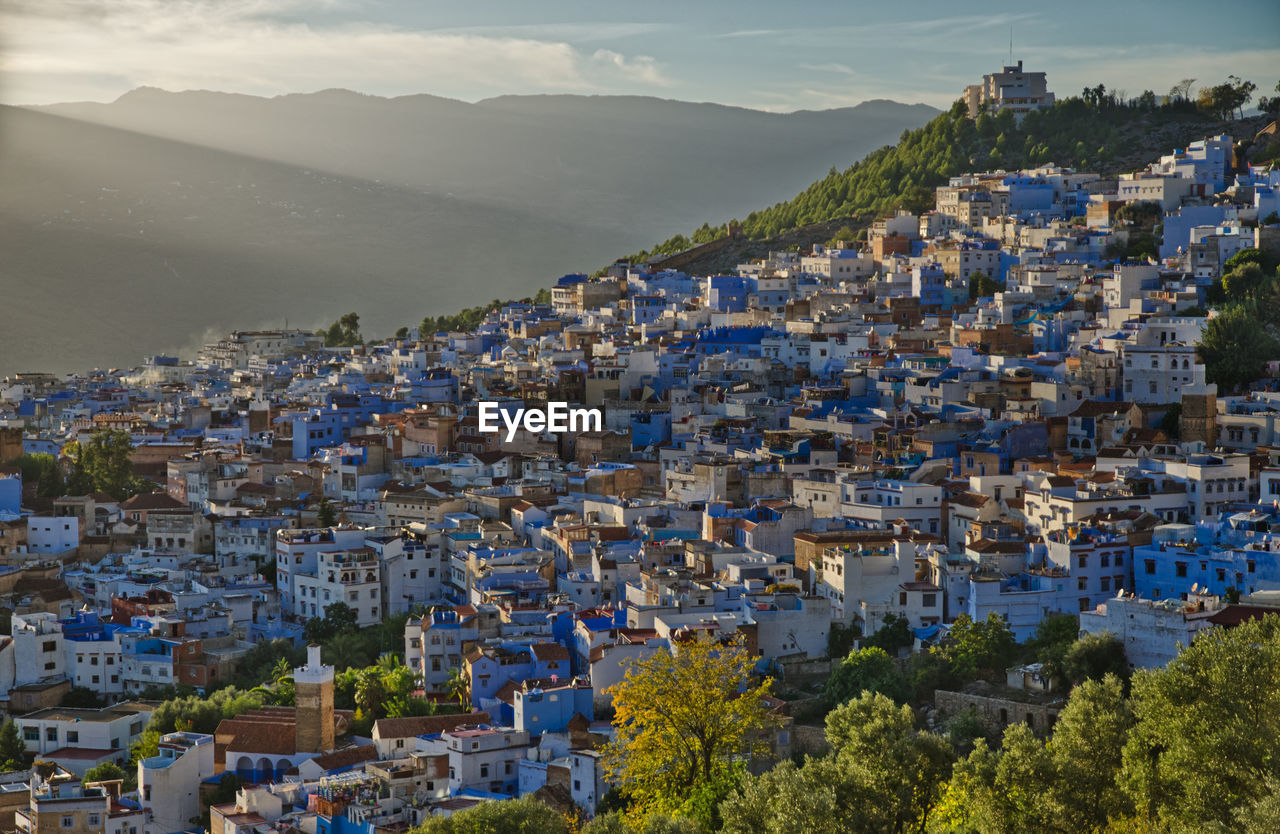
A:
[[294, 644, 335, 754]]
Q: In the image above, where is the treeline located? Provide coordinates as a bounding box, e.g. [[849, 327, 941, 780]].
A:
[[408, 614, 1280, 834], [1199, 247, 1280, 391], [6, 428, 152, 501], [616, 76, 1273, 265], [418, 288, 551, 336]]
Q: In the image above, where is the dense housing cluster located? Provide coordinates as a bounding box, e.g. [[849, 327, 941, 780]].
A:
[[1, 106, 1280, 832]]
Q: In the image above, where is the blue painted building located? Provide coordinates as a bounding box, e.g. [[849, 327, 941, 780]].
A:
[[705, 276, 754, 313], [1132, 541, 1280, 600], [630, 412, 672, 449], [692, 326, 777, 359], [1003, 174, 1056, 214], [0, 470, 20, 517], [911, 264, 949, 307], [513, 679, 593, 737]]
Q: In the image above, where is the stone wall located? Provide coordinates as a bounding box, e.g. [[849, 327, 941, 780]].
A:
[[934, 688, 1064, 738]]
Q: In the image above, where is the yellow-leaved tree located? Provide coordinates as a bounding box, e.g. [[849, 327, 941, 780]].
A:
[[603, 633, 774, 828]]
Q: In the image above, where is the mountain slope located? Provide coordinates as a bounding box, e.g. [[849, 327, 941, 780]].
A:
[[624, 98, 1270, 269], [0, 106, 637, 375], [37, 89, 938, 237]]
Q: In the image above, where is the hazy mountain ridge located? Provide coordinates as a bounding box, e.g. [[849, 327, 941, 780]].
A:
[[0, 106, 635, 375], [37, 88, 938, 233], [3, 89, 936, 374]]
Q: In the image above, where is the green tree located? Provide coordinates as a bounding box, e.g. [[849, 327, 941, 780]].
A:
[[65, 429, 148, 500], [445, 667, 471, 710], [324, 312, 362, 347], [227, 639, 304, 691], [862, 613, 913, 655], [1026, 613, 1079, 687], [1224, 262, 1268, 300], [323, 630, 377, 671], [604, 635, 773, 828], [722, 692, 953, 834], [943, 707, 988, 755], [823, 646, 908, 706], [353, 667, 387, 715], [967, 271, 1004, 299], [1061, 631, 1130, 688], [82, 761, 126, 787], [906, 651, 958, 705], [1223, 247, 1275, 274], [61, 687, 105, 708], [1258, 80, 1280, 114], [201, 773, 242, 829], [408, 796, 570, 833], [934, 612, 1017, 683], [825, 621, 859, 660], [1047, 675, 1135, 830], [1121, 614, 1280, 830], [6, 453, 64, 498], [316, 497, 337, 527], [583, 812, 701, 834], [0, 721, 27, 771], [1198, 305, 1280, 392]]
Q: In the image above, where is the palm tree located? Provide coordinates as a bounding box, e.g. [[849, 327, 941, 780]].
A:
[[323, 632, 370, 671], [445, 667, 470, 710], [353, 667, 386, 716]]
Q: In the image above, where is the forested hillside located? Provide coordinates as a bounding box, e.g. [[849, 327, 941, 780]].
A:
[[621, 86, 1271, 266]]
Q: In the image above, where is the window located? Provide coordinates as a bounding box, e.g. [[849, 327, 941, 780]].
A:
[[23, 727, 38, 742], [923, 593, 937, 607], [67, 731, 79, 743], [480, 764, 489, 778], [88, 816, 100, 827], [1176, 562, 1188, 578], [42, 640, 57, 653], [46, 727, 57, 742], [61, 817, 73, 829]]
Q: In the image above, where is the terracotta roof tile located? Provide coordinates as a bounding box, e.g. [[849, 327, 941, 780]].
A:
[[372, 712, 491, 740]]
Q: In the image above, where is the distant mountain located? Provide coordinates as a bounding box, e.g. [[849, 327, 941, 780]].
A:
[[2, 90, 936, 374], [631, 99, 1269, 273], [0, 106, 637, 375], [38, 88, 937, 236]]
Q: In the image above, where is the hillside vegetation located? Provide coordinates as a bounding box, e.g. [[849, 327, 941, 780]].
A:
[[620, 89, 1272, 267]]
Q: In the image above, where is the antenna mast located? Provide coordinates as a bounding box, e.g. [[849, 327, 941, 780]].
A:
[[1009, 25, 1013, 65]]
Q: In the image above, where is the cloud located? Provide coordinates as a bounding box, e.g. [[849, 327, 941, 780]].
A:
[[0, 0, 675, 104], [716, 13, 1043, 46], [801, 63, 857, 76], [591, 49, 673, 87]]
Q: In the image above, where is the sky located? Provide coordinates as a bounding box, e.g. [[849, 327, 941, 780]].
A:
[[3, 0, 1278, 111]]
